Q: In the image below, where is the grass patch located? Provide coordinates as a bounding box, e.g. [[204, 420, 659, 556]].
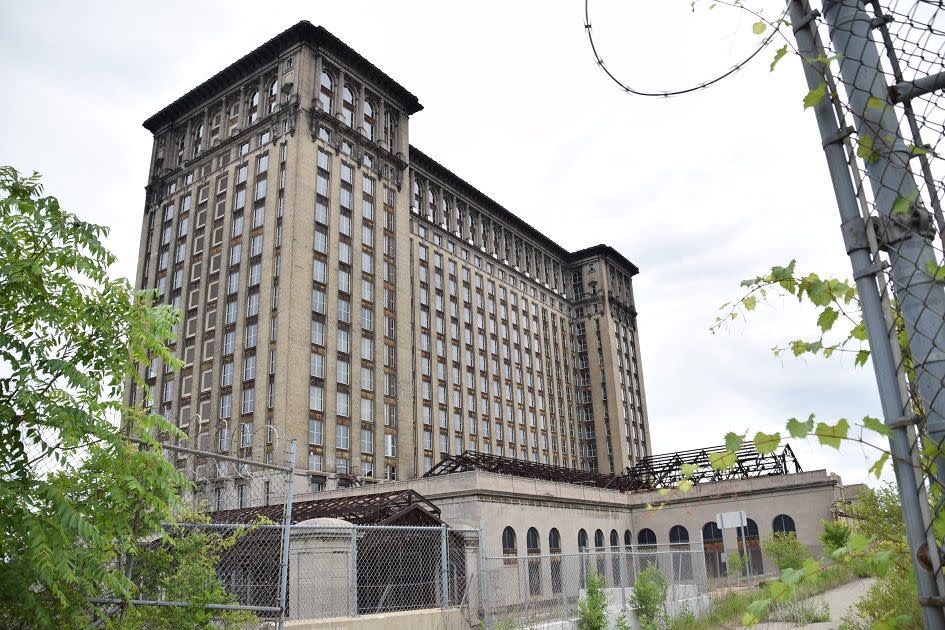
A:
[[661, 562, 857, 629]]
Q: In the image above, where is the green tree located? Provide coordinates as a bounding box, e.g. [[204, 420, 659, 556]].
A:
[[630, 564, 669, 630], [761, 532, 810, 571], [577, 572, 609, 630], [0, 167, 185, 627]]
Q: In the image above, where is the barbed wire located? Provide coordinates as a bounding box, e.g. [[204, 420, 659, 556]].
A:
[[584, 0, 792, 97]]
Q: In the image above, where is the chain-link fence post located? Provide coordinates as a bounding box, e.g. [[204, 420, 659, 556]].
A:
[[619, 546, 628, 612], [824, 0, 945, 489], [788, 1, 945, 625], [477, 521, 492, 629], [440, 523, 450, 608], [277, 439, 296, 630], [350, 526, 358, 617]]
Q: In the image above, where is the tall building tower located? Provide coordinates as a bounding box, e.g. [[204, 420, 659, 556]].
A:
[[132, 22, 650, 497]]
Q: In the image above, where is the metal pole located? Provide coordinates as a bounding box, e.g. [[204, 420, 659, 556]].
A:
[[441, 523, 450, 608], [868, 0, 945, 250], [277, 439, 296, 629], [824, 0, 945, 481], [619, 546, 627, 612], [477, 520, 493, 629], [789, 2, 945, 625], [350, 526, 359, 616]]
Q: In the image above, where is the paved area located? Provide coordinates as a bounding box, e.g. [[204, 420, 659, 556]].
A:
[[753, 578, 874, 629]]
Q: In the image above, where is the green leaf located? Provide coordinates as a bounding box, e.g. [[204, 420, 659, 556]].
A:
[[892, 190, 918, 215], [742, 295, 757, 311], [817, 306, 839, 332], [770, 45, 788, 72], [862, 416, 889, 437], [866, 95, 887, 110], [803, 82, 827, 109], [851, 321, 868, 341], [753, 431, 781, 455], [847, 531, 869, 552], [709, 451, 737, 470], [678, 479, 693, 492], [752, 20, 767, 34], [926, 258, 945, 282], [816, 418, 850, 449], [742, 598, 771, 625], [855, 349, 871, 366], [680, 463, 698, 478], [787, 414, 815, 439], [725, 432, 745, 452], [767, 579, 792, 601], [857, 134, 881, 164], [869, 452, 890, 478]]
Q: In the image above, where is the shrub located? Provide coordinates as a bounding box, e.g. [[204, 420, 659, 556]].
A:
[[761, 531, 810, 571], [631, 564, 668, 630], [820, 520, 851, 554], [577, 572, 609, 630]]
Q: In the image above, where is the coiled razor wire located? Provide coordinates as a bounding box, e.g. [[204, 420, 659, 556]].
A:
[[584, 0, 792, 97]]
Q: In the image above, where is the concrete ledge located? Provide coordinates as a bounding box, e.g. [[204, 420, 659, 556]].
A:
[[284, 607, 468, 630]]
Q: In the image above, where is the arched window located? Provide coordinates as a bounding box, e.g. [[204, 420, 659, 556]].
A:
[[703, 522, 725, 579], [526, 527, 541, 595], [736, 518, 764, 576], [209, 113, 221, 146], [549, 528, 561, 553], [669, 525, 690, 544], [342, 85, 355, 127], [363, 100, 375, 140], [772, 514, 796, 534], [577, 528, 588, 551], [549, 528, 562, 593], [502, 526, 517, 556], [267, 79, 279, 113], [319, 71, 334, 113], [624, 530, 632, 547], [702, 522, 723, 541], [192, 123, 204, 158], [638, 528, 656, 546], [247, 89, 260, 125], [669, 525, 692, 580], [594, 529, 605, 550], [526, 527, 540, 554]]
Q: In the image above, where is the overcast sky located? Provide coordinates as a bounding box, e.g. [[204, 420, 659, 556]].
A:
[[0, 1, 891, 485]]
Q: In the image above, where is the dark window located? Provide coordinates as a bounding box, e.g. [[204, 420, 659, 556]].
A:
[[364, 100, 376, 140], [342, 86, 355, 127], [623, 529, 632, 547], [669, 525, 690, 544], [594, 529, 605, 549], [772, 514, 796, 533], [549, 528, 561, 552], [577, 528, 588, 550], [702, 522, 723, 541], [526, 527, 540, 553], [638, 528, 657, 546], [502, 526, 517, 556]]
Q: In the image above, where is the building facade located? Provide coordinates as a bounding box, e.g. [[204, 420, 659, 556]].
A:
[[132, 22, 650, 499]]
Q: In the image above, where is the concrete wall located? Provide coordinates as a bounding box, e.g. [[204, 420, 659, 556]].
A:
[[294, 468, 841, 575], [284, 607, 467, 630]]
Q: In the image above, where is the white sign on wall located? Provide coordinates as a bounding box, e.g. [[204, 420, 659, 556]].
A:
[[716, 510, 747, 529]]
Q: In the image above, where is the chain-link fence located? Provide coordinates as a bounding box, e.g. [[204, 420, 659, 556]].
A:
[[480, 544, 710, 628], [287, 524, 480, 622], [90, 438, 297, 627], [784, 0, 945, 625]]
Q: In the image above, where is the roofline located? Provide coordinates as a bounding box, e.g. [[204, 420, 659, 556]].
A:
[[569, 244, 639, 277], [409, 146, 639, 277], [143, 21, 423, 132]]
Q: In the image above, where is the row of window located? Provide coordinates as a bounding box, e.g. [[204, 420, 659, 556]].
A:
[[501, 515, 798, 556]]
